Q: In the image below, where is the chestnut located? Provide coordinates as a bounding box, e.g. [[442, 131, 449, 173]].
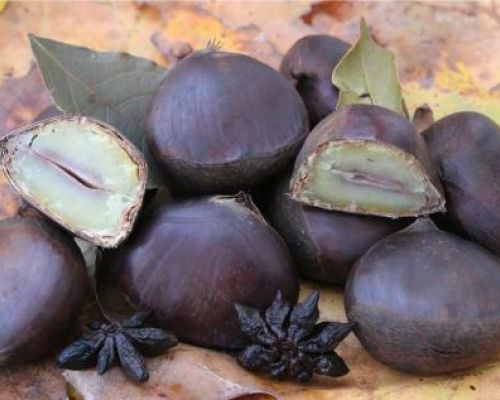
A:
[[102, 193, 298, 349], [290, 104, 445, 218], [345, 218, 500, 375], [145, 49, 309, 195], [280, 35, 350, 127], [0, 214, 87, 365], [269, 176, 409, 284], [423, 112, 500, 256], [1, 116, 147, 248]]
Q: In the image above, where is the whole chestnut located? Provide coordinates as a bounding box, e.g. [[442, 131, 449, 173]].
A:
[[102, 193, 298, 349], [0, 214, 87, 365], [423, 112, 500, 256], [345, 218, 500, 375], [146, 49, 309, 194], [269, 176, 409, 284], [280, 35, 350, 127]]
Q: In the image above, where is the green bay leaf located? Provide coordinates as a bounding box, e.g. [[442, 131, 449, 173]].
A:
[[29, 34, 168, 188], [332, 19, 406, 116]]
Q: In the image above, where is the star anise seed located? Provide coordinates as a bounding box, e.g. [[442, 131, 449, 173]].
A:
[[235, 291, 354, 383], [57, 311, 177, 383]]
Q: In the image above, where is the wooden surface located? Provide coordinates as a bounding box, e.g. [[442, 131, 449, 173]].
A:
[[0, 2, 499, 399]]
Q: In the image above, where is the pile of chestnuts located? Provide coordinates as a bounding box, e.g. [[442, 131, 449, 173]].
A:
[[1, 32, 499, 384]]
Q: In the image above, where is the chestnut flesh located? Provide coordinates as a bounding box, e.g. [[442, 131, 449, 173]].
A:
[[0, 215, 87, 365], [146, 50, 309, 194], [102, 193, 298, 349], [269, 176, 409, 284], [423, 112, 500, 256], [290, 104, 445, 218], [345, 218, 500, 375], [280, 35, 350, 127]]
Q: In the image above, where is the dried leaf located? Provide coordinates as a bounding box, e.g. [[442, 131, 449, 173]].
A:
[[407, 87, 500, 126], [0, 64, 52, 137], [29, 35, 167, 188], [332, 19, 405, 115]]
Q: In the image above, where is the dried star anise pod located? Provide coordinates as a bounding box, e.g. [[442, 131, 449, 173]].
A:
[[57, 311, 178, 382], [235, 291, 354, 383]]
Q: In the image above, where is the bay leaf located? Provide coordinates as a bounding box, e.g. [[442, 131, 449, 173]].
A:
[[29, 34, 168, 188], [332, 19, 406, 116]]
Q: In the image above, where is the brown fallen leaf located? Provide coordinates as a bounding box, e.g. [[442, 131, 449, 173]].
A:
[[63, 282, 500, 400], [0, 360, 66, 400], [0, 63, 52, 137]]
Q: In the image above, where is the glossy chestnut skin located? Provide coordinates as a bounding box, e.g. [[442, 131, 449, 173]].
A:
[[269, 177, 409, 284], [345, 218, 500, 375], [103, 194, 298, 349], [423, 112, 500, 256], [146, 50, 309, 195], [280, 35, 349, 126], [0, 215, 87, 365]]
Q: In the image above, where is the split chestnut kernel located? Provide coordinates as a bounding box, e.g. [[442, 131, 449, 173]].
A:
[[290, 104, 445, 218], [146, 49, 309, 194], [345, 218, 500, 375], [1, 116, 147, 247]]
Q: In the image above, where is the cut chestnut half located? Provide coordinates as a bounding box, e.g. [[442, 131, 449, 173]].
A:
[[1, 116, 147, 247], [290, 104, 444, 218]]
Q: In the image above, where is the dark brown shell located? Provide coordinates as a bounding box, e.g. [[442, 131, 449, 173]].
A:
[[280, 35, 350, 127], [269, 177, 409, 284], [423, 112, 500, 256], [145, 50, 309, 194], [103, 193, 298, 349], [0, 215, 87, 365], [345, 218, 500, 375]]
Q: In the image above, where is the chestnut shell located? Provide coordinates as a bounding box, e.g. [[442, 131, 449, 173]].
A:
[[146, 50, 309, 194], [345, 218, 500, 375], [280, 35, 349, 126], [423, 112, 500, 256], [269, 177, 409, 284], [103, 194, 298, 349], [0, 215, 87, 365]]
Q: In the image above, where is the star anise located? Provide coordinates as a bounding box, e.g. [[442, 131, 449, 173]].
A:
[[235, 291, 354, 383], [57, 311, 178, 382]]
